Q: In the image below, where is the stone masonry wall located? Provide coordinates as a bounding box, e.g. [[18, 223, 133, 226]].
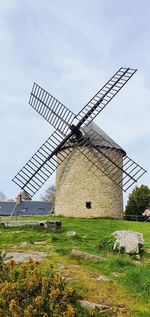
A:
[[55, 147, 123, 218]]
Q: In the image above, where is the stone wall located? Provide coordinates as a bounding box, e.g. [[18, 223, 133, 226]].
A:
[[55, 147, 123, 218]]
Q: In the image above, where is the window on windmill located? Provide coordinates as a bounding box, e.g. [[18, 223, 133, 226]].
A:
[[86, 202, 91, 209]]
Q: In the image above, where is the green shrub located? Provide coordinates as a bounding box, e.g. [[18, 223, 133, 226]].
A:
[[98, 235, 115, 252]]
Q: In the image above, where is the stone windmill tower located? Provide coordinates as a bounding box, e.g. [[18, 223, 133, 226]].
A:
[[55, 122, 126, 217], [13, 68, 146, 218]]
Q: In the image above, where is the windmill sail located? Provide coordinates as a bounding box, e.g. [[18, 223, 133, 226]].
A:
[[29, 83, 75, 136], [75, 68, 137, 128], [12, 130, 73, 197], [29, 68, 137, 136]]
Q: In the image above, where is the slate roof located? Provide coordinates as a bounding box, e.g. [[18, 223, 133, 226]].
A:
[[82, 122, 126, 154], [0, 201, 52, 217], [63, 122, 126, 155]]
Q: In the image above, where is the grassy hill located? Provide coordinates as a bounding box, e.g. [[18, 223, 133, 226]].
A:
[[0, 216, 150, 316]]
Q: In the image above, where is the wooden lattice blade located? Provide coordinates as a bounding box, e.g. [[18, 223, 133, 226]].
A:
[[29, 68, 137, 136], [29, 83, 75, 136], [12, 130, 73, 197], [75, 67, 137, 128], [76, 127, 146, 192]]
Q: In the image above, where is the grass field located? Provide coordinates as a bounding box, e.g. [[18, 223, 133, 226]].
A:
[[0, 216, 150, 316]]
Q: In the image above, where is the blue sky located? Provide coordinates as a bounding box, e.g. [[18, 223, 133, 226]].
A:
[[0, 0, 150, 204]]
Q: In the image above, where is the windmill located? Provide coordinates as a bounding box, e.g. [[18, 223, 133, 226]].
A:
[[13, 68, 146, 218]]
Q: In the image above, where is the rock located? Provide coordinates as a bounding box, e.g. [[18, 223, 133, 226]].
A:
[[112, 272, 124, 277], [112, 230, 144, 254], [66, 231, 76, 237], [65, 277, 72, 281], [17, 242, 31, 247], [46, 221, 61, 230], [34, 241, 46, 245], [5, 251, 49, 262], [0, 220, 61, 231], [57, 264, 65, 270], [132, 254, 141, 261], [79, 300, 112, 313], [117, 303, 127, 312], [96, 275, 110, 282], [71, 249, 106, 261]]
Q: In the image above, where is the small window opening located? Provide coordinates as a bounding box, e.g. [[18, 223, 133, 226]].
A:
[[86, 202, 91, 209]]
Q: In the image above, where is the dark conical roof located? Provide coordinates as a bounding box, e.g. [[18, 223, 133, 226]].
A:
[[62, 122, 126, 155], [82, 122, 126, 154]]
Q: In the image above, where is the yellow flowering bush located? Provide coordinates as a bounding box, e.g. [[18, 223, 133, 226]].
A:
[[0, 253, 104, 316]]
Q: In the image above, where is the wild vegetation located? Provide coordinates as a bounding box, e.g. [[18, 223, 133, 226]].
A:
[[0, 216, 150, 316], [0, 254, 104, 317], [0, 190, 7, 200], [41, 185, 55, 212]]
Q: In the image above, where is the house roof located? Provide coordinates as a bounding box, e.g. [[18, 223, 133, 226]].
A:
[[0, 201, 52, 217]]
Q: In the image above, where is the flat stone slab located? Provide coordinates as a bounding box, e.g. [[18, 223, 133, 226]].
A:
[[66, 231, 76, 237], [91, 273, 110, 282], [0, 220, 61, 230], [79, 300, 112, 313], [71, 249, 106, 261], [5, 251, 49, 262]]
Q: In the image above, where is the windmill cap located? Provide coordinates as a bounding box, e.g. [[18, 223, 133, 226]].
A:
[[82, 122, 126, 155], [60, 121, 126, 155]]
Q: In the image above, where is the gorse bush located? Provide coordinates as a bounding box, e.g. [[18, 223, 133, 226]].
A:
[[0, 258, 77, 317], [0, 253, 103, 317]]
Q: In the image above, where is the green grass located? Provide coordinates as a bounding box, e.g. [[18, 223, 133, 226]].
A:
[[1, 216, 150, 316], [123, 263, 150, 298], [2, 215, 150, 245]]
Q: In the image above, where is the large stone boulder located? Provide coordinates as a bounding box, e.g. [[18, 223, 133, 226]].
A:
[[112, 230, 144, 254]]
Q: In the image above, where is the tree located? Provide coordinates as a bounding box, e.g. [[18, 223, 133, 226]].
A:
[[41, 185, 55, 212], [125, 185, 150, 215], [0, 191, 7, 201]]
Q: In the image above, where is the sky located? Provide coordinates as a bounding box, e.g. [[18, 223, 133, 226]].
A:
[[0, 0, 150, 205]]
